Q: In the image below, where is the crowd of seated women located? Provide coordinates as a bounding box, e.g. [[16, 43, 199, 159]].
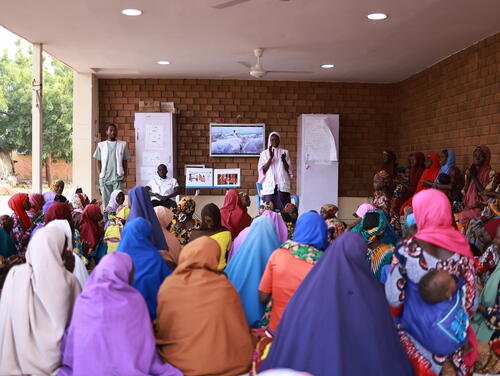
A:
[[0, 145, 498, 376]]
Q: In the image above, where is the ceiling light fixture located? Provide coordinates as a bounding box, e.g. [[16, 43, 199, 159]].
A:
[[122, 9, 143, 16], [367, 13, 388, 20], [321, 64, 335, 69], [157, 61, 171, 65]]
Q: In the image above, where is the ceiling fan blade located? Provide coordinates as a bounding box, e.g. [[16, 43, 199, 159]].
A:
[[219, 72, 248, 78], [267, 70, 314, 74], [212, 0, 251, 9], [238, 61, 253, 68]]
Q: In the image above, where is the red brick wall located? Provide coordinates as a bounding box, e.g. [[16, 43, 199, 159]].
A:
[[99, 80, 398, 196], [395, 32, 500, 172], [98, 32, 500, 197], [13, 153, 72, 181]]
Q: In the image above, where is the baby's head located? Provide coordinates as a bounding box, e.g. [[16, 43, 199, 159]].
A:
[[419, 269, 457, 303]]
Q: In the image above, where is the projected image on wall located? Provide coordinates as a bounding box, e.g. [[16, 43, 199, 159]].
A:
[[209, 124, 265, 157]]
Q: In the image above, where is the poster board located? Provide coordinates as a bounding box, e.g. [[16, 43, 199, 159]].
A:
[[134, 113, 175, 187], [185, 168, 213, 188], [213, 168, 241, 188]]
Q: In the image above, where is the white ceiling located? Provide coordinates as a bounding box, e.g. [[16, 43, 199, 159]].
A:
[[1, 0, 499, 83]]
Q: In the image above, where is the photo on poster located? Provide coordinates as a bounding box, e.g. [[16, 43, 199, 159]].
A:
[[213, 168, 241, 188], [185, 168, 213, 188]]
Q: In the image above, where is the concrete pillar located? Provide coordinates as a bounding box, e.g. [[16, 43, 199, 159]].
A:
[[72, 72, 99, 199], [31, 43, 43, 193]]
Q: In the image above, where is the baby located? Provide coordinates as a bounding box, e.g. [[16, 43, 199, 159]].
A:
[[419, 269, 457, 304]]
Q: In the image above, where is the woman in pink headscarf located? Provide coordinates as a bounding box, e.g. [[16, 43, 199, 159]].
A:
[[460, 145, 497, 227], [385, 189, 477, 376]]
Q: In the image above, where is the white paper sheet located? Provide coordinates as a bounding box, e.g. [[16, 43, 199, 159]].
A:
[[185, 168, 213, 188], [304, 117, 337, 164], [140, 166, 157, 183], [145, 123, 165, 149], [142, 151, 163, 166]]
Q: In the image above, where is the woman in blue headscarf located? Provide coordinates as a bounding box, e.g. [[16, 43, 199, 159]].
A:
[[260, 232, 414, 376], [429, 149, 464, 204], [258, 212, 328, 332], [127, 186, 168, 250], [117, 217, 171, 320], [225, 216, 281, 328]]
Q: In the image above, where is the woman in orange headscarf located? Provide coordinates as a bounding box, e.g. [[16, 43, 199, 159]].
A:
[[155, 237, 253, 376]]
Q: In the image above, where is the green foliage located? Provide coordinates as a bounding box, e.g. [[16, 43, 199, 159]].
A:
[[0, 40, 72, 162]]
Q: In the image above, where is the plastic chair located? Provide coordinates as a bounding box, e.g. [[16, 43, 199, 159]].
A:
[[255, 182, 299, 211]]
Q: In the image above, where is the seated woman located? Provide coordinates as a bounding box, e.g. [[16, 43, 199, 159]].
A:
[[0, 226, 81, 375], [392, 152, 425, 215], [259, 233, 414, 376], [429, 149, 465, 207], [79, 204, 105, 263], [0, 215, 16, 259], [258, 212, 328, 332], [155, 206, 182, 268], [351, 209, 397, 283], [128, 186, 169, 250], [58, 253, 182, 376], [190, 203, 232, 270], [117, 217, 171, 321], [321, 203, 347, 243], [104, 189, 125, 220], [169, 196, 201, 246], [103, 206, 130, 254], [399, 153, 441, 214], [52, 180, 68, 203], [372, 170, 401, 235], [155, 236, 254, 376], [460, 145, 497, 229], [385, 189, 477, 376], [220, 189, 252, 239], [8, 193, 32, 253], [27, 193, 44, 223], [226, 216, 281, 328]]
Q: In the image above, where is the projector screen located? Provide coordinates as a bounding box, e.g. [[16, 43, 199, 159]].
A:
[[209, 123, 265, 157]]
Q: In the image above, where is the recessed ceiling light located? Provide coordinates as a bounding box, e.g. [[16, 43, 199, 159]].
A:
[[367, 13, 388, 20], [122, 9, 143, 16], [321, 64, 335, 69], [157, 61, 171, 65]]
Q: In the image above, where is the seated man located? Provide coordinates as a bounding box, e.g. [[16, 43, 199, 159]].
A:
[[145, 164, 179, 209]]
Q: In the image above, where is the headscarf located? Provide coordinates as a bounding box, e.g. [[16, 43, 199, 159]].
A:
[[106, 189, 123, 213], [8, 193, 30, 230], [413, 189, 472, 258], [79, 204, 104, 251], [406, 213, 416, 228], [154, 206, 182, 266], [321, 204, 338, 219], [464, 145, 492, 208], [259, 370, 313, 376], [292, 212, 328, 251], [373, 170, 393, 191], [0, 228, 16, 258], [436, 149, 456, 177], [408, 152, 426, 188], [71, 193, 86, 213], [44, 201, 72, 224], [0, 226, 81, 375], [68, 185, 81, 203], [227, 226, 251, 261], [43, 190, 56, 203], [155, 237, 254, 376], [43, 200, 55, 213], [220, 189, 252, 239], [261, 210, 289, 243], [380, 150, 398, 178], [58, 253, 182, 376], [352, 209, 398, 246], [415, 153, 441, 192], [485, 218, 500, 240], [177, 196, 196, 216], [45, 219, 89, 289], [225, 216, 281, 327], [28, 193, 44, 214], [190, 203, 227, 240], [127, 185, 168, 250], [355, 203, 375, 218], [260, 233, 415, 376], [117, 217, 171, 320]]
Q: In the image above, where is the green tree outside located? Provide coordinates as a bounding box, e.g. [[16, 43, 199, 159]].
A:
[[0, 39, 72, 185]]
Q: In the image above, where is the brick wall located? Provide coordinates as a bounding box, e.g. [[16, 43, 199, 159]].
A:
[[99, 81, 398, 196], [395, 32, 500, 172], [98, 32, 499, 198]]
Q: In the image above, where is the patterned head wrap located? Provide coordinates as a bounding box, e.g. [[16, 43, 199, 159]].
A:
[[321, 204, 338, 219], [177, 197, 196, 215]]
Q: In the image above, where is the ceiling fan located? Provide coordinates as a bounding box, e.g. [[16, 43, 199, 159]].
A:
[[213, 0, 289, 10], [224, 48, 313, 79]]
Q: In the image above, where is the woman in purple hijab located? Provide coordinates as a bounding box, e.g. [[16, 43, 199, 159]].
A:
[[127, 186, 168, 250], [260, 232, 414, 376], [58, 253, 182, 376]]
